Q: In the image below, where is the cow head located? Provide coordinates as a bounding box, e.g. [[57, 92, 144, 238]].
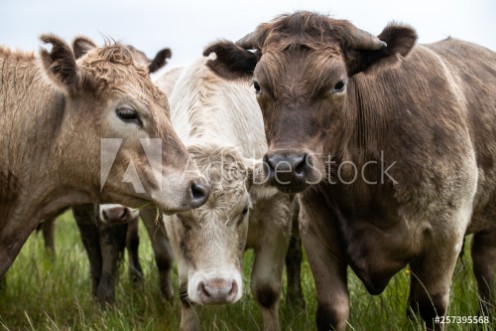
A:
[[164, 145, 271, 306], [39, 35, 209, 212], [204, 11, 416, 193], [73, 36, 172, 74]]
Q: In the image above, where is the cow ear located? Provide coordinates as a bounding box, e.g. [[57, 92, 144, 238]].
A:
[[72, 36, 97, 59], [40, 34, 81, 93], [203, 40, 258, 80], [345, 24, 417, 75], [148, 48, 172, 73]]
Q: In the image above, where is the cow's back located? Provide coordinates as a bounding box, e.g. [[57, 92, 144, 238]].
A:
[[427, 39, 496, 228], [168, 58, 267, 159]]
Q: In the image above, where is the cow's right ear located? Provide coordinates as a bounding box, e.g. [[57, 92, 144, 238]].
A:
[[148, 48, 172, 73], [40, 34, 81, 93], [203, 40, 258, 80], [72, 36, 97, 59]]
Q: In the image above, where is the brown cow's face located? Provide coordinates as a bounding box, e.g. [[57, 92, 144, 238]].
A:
[[204, 12, 417, 194], [254, 46, 348, 192], [40, 36, 209, 212]]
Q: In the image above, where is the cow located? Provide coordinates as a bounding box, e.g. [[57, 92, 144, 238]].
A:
[[69, 38, 176, 304], [203, 11, 496, 331], [0, 34, 210, 278], [160, 57, 297, 331], [73, 204, 142, 304]]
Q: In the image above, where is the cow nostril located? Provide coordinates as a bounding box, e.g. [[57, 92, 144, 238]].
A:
[[229, 281, 238, 297], [190, 181, 210, 206], [264, 154, 275, 171], [293, 154, 307, 176], [199, 281, 210, 298], [120, 208, 128, 220]]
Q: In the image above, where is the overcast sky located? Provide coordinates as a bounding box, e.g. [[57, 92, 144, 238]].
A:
[[1, 0, 495, 72]]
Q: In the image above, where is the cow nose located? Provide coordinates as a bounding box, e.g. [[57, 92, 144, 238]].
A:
[[102, 207, 129, 223], [266, 152, 308, 179], [198, 278, 238, 304], [189, 179, 210, 207]]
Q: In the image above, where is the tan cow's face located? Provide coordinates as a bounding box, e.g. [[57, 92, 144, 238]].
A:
[[164, 147, 251, 305], [40, 35, 209, 212]]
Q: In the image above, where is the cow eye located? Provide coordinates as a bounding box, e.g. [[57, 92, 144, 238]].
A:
[[116, 106, 142, 126], [238, 206, 249, 225], [333, 80, 346, 93], [253, 81, 261, 94]]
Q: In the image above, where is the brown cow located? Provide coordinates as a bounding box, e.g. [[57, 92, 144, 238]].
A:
[[0, 35, 209, 278], [204, 11, 496, 331]]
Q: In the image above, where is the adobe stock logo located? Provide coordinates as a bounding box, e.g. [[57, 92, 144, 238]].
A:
[[100, 138, 164, 193]]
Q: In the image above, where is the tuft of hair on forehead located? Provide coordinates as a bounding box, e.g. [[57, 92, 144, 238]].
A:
[[187, 145, 248, 202], [247, 11, 361, 53], [78, 42, 165, 103]]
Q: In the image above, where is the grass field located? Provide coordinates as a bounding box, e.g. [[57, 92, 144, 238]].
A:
[[0, 211, 494, 331]]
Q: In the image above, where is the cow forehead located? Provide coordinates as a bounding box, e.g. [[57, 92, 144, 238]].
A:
[[79, 45, 165, 103]]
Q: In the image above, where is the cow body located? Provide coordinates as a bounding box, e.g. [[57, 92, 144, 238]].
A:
[[161, 58, 295, 331], [204, 12, 496, 330], [0, 37, 208, 278]]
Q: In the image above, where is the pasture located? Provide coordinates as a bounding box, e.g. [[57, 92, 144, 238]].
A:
[[0, 211, 493, 331]]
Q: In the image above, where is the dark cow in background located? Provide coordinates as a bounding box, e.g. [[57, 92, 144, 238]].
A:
[[205, 11, 496, 330]]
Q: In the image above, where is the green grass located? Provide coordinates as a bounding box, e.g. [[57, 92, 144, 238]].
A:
[[0, 212, 494, 330]]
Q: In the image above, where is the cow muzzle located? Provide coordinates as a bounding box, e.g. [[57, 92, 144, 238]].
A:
[[99, 204, 138, 224], [264, 150, 320, 193], [189, 271, 242, 305]]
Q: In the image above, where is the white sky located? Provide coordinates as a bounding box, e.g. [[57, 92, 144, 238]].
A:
[[1, 0, 495, 73]]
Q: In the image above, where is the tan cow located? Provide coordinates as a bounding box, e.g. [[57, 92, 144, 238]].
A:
[[160, 58, 294, 331], [0, 35, 209, 277]]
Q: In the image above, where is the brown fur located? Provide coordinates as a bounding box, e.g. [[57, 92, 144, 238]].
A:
[[0, 35, 205, 278], [204, 11, 496, 331]]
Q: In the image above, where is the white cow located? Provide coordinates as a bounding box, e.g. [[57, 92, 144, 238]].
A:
[[158, 58, 296, 331]]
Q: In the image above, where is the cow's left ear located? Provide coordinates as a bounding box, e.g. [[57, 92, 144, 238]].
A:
[[40, 34, 82, 94], [345, 24, 417, 75], [203, 41, 259, 80], [148, 48, 172, 73], [72, 36, 97, 59]]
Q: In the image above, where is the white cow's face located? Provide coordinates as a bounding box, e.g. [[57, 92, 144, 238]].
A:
[[164, 147, 251, 305]]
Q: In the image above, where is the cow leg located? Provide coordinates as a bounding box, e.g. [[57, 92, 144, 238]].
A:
[[41, 217, 56, 257], [73, 204, 101, 296], [96, 222, 127, 305], [126, 217, 143, 285], [407, 236, 462, 331], [285, 199, 305, 309], [471, 230, 496, 316], [299, 194, 349, 331], [249, 195, 292, 331], [179, 280, 200, 331], [140, 207, 174, 300]]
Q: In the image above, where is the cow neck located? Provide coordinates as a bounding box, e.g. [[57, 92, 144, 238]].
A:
[[0, 53, 89, 221], [342, 72, 396, 166]]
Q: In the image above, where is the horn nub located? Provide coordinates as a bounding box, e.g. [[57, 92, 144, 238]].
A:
[[235, 31, 260, 50], [345, 22, 387, 50]]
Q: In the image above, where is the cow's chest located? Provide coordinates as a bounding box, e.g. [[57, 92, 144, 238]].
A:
[[325, 187, 428, 293]]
